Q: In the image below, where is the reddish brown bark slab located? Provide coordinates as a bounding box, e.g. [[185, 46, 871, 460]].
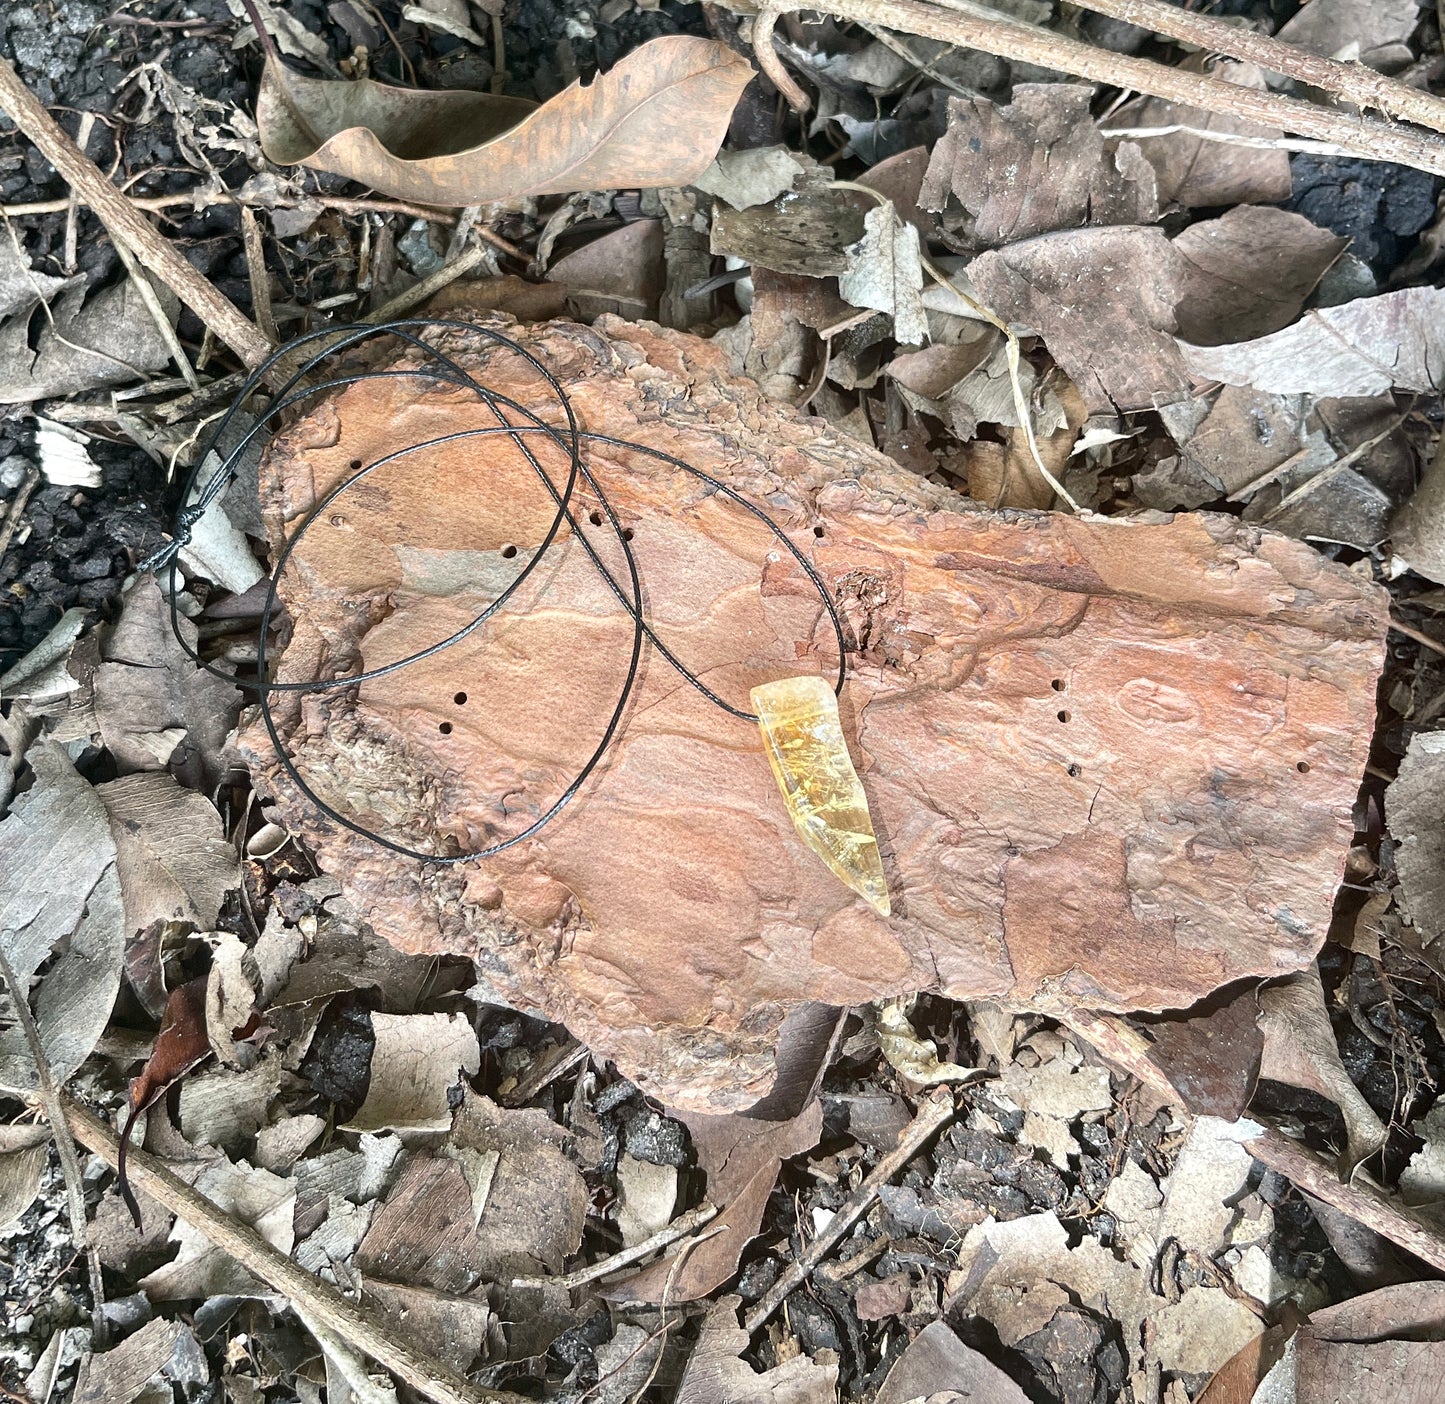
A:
[[243, 316, 1387, 1111]]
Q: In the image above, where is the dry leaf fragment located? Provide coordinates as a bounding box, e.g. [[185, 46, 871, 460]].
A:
[[693, 145, 807, 210], [606, 1099, 822, 1304], [615, 1152, 677, 1248], [1107, 62, 1292, 210], [0, 742, 124, 1095], [70, 1318, 207, 1404], [343, 1011, 481, 1133], [257, 36, 752, 206], [140, 1158, 295, 1300], [876, 1001, 988, 1086], [969, 225, 1190, 412], [711, 189, 867, 277], [1388, 732, 1445, 949], [838, 202, 927, 346], [1181, 287, 1445, 398], [675, 1295, 838, 1404], [919, 85, 1157, 249], [1172, 206, 1347, 347], [0, 268, 177, 405], [546, 220, 665, 322], [1258, 965, 1387, 1176], [96, 772, 239, 934], [876, 1320, 1031, 1404], [1276, 0, 1420, 61], [0, 1123, 52, 1230]]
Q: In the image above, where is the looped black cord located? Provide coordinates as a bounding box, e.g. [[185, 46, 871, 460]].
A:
[[161, 319, 850, 863]]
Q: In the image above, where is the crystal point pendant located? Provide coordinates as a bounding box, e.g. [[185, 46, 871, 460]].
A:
[[751, 675, 890, 916]]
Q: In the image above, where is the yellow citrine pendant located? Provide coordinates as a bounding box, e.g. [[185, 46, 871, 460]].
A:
[[750, 675, 890, 916]]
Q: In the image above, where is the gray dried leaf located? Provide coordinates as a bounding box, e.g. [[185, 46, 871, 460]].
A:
[[920, 86, 1157, 249], [343, 1012, 481, 1133], [1173, 205, 1346, 346], [140, 1158, 294, 1300], [877, 1321, 1031, 1404], [71, 1318, 207, 1404], [0, 743, 125, 1094], [93, 575, 240, 787], [96, 772, 239, 933], [970, 225, 1190, 412], [1181, 287, 1445, 398], [693, 146, 807, 210], [1390, 731, 1445, 950], [0, 1123, 51, 1230], [676, 1295, 837, 1403], [711, 190, 866, 277], [0, 276, 177, 406], [0, 239, 80, 318], [1277, 0, 1419, 59], [839, 202, 927, 346]]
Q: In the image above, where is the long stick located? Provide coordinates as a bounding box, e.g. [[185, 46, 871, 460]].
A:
[[1068, 0, 1445, 135], [0, 57, 274, 370], [61, 1097, 530, 1404], [751, 0, 1445, 178]]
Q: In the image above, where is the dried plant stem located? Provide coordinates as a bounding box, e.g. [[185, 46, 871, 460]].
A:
[[240, 207, 280, 346], [743, 1087, 956, 1333], [510, 1202, 720, 1291], [363, 242, 491, 324], [0, 57, 273, 369], [59, 1096, 532, 1404], [1066, 0, 1445, 135], [0, 950, 108, 1347], [1246, 1124, 1445, 1276], [751, 0, 1445, 177], [0, 463, 40, 564], [111, 239, 202, 392]]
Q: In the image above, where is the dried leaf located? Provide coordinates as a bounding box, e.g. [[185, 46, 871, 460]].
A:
[[343, 1011, 481, 1133], [615, 1153, 677, 1248], [876, 1321, 1031, 1404], [0, 260, 176, 405], [546, 220, 664, 321], [1108, 62, 1292, 209], [1181, 287, 1445, 398], [0, 1123, 51, 1230], [1389, 731, 1445, 948], [1277, 0, 1419, 59], [94, 575, 241, 787], [1138, 986, 1263, 1121], [839, 202, 927, 345], [0, 743, 124, 1095], [96, 772, 239, 933], [140, 1158, 295, 1300], [257, 36, 751, 206], [606, 1100, 822, 1304], [676, 1295, 838, 1403], [1173, 206, 1346, 346], [919, 85, 1157, 248], [711, 189, 867, 277], [969, 225, 1190, 412], [1258, 965, 1387, 1176], [693, 145, 806, 210], [71, 1318, 207, 1404]]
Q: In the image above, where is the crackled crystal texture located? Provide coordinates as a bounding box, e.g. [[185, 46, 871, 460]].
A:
[[751, 675, 890, 916]]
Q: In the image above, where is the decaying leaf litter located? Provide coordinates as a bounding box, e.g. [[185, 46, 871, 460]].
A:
[[3, 0, 1445, 1399]]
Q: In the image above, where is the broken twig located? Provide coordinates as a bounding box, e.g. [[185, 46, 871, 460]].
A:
[[750, 0, 1445, 178], [743, 1086, 956, 1333], [1068, 0, 1445, 136], [59, 1096, 532, 1404], [0, 56, 274, 369], [1246, 1123, 1445, 1277]]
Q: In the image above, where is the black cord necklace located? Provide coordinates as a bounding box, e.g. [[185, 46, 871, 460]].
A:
[[147, 319, 889, 912]]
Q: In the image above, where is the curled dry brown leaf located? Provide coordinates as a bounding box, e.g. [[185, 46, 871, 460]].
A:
[[256, 35, 752, 207]]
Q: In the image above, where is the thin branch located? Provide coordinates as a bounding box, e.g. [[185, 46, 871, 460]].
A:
[[743, 1087, 956, 1333], [509, 1203, 720, 1292], [0, 56, 273, 368], [1246, 1123, 1445, 1276], [751, 0, 1445, 177], [0, 949, 107, 1348], [59, 1096, 532, 1404], [1067, 0, 1445, 135]]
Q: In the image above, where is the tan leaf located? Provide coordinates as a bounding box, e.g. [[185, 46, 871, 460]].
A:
[[96, 771, 240, 933], [257, 36, 752, 207], [343, 1011, 481, 1133]]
